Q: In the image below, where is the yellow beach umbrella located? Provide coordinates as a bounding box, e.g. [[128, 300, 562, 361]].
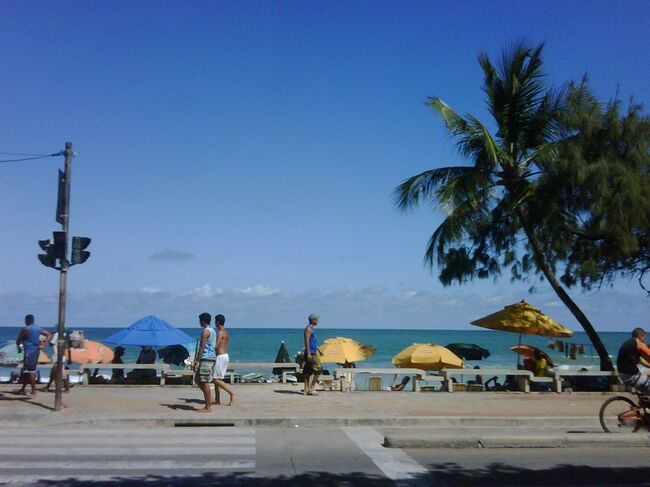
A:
[[471, 300, 573, 338], [318, 337, 375, 364], [392, 343, 463, 371]]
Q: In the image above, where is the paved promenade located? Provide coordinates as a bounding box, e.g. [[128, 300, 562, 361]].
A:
[[0, 382, 614, 426], [2, 384, 649, 486]]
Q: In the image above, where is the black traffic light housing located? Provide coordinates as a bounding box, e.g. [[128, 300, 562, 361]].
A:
[[52, 231, 67, 260], [37, 239, 58, 269], [70, 237, 91, 266]]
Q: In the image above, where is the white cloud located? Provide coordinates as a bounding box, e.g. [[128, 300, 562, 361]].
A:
[[233, 285, 280, 297], [192, 283, 222, 298], [0, 285, 646, 332], [141, 287, 162, 294]]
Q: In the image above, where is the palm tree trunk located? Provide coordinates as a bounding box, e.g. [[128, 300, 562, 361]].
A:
[[516, 207, 614, 371]]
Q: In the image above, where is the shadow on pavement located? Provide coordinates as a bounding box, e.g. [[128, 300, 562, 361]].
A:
[[426, 462, 650, 486], [179, 397, 204, 404], [159, 403, 196, 411], [0, 392, 54, 411], [24, 471, 400, 486], [272, 390, 304, 395]]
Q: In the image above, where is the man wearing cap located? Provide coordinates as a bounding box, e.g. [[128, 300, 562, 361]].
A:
[[303, 313, 322, 396]]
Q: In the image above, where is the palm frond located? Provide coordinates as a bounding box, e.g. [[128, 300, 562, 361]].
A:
[[393, 166, 474, 212], [428, 98, 505, 170]]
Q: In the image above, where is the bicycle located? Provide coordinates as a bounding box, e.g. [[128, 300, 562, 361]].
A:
[[599, 392, 650, 433]]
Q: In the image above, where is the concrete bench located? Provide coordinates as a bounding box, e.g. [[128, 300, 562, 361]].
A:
[[441, 368, 535, 393], [163, 368, 196, 385], [227, 362, 300, 384], [414, 375, 447, 392], [334, 368, 427, 392], [552, 370, 620, 393], [0, 363, 75, 379], [78, 363, 171, 386]]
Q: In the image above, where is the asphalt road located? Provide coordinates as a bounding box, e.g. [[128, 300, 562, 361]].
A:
[[2, 425, 649, 486]]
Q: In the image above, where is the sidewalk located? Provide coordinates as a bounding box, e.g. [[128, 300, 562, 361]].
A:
[[3, 383, 646, 449], [0, 382, 612, 426]]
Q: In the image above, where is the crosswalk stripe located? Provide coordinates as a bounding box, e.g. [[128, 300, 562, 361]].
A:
[[1, 446, 256, 456], [1, 428, 255, 437], [342, 426, 438, 487], [0, 459, 256, 470], [4, 437, 256, 447]]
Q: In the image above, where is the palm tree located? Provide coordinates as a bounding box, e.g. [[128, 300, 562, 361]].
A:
[[394, 42, 613, 370]]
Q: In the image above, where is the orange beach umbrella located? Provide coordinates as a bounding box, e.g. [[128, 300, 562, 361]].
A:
[[510, 345, 554, 368], [68, 340, 114, 364]]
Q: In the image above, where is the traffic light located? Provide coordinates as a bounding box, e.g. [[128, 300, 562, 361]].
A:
[[52, 231, 67, 260], [70, 236, 91, 266], [37, 239, 57, 268]]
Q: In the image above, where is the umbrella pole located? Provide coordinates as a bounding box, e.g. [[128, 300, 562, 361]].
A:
[[516, 334, 522, 368]]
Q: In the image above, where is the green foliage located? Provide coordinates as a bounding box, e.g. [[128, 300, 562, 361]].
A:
[[535, 80, 650, 293], [395, 41, 562, 285], [395, 42, 650, 294]]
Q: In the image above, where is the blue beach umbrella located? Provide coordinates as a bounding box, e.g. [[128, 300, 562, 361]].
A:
[[103, 315, 193, 347]]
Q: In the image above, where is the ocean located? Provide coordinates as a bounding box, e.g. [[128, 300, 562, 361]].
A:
[[0, 326, 628, 372]]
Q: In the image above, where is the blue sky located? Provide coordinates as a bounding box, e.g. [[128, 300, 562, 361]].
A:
[[0, 1, 648, 329]]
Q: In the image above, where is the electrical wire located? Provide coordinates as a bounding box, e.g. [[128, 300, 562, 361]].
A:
[[0, 152, 63, 163]]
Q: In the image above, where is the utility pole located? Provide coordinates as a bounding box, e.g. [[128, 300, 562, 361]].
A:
[[36, 142, 91, 411], [54, 142, 72, 412]]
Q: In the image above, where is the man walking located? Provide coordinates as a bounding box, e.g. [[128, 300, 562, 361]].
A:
[[212, 314, 235, 406], [16, 315, 51, 396], [193, 312, 217, 413], [303, 313, 322, 396], [41, 332, 70, 393]]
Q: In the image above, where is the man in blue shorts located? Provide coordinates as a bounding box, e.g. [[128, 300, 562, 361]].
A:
[[16, 314, 51, 396], [617, 327, 650, 394]]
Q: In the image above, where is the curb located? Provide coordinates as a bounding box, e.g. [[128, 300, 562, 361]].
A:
[[384, 433, 650, 449], [0, 414, 602, 429]]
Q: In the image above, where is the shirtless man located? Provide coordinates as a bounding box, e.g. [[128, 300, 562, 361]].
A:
[[212, 314, 235, 406]]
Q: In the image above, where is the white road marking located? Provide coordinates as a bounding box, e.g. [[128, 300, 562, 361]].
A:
[[2, 445, 256, 456], [342, 426, 440, 486], [5, 435, 255, 446], [1, 427, 256, 437], [0, 459, 256, 470]]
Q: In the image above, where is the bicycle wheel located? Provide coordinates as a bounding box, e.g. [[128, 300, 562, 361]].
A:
[[599, 396, 642, 433]]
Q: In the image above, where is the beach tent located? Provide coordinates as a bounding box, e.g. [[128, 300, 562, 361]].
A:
[[318, 337, 375, 365], [445, 343, 490, 361], [272, 341, 291, 375], [103, 315, 193, 347], [392, 343, 463, 371]]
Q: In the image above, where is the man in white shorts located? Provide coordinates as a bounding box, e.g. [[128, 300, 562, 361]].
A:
[[212, 314, 235, 406], [617, 327, 650, 394]]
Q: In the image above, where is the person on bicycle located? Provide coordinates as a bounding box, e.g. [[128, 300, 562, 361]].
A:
[[617, 327, 650, 394]]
